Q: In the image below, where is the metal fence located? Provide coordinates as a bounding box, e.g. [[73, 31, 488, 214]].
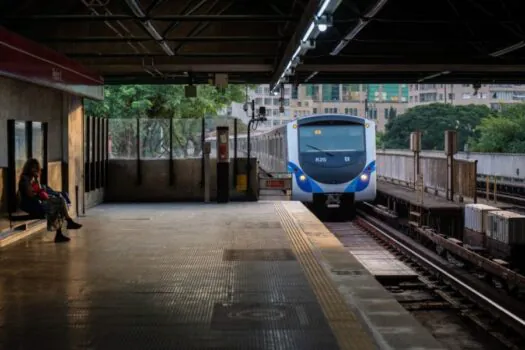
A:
[[108, 116, 238, 160], [377, 149, 477, 201]]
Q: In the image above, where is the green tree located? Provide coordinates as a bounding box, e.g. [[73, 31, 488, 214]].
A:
[[383, 103, 490, 150], [376, 131, 385, 149], [470, 104, 525, 153], [85, 84, 248, 158]]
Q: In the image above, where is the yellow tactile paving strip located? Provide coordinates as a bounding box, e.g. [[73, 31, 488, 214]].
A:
[[275, 202, 376, 350]]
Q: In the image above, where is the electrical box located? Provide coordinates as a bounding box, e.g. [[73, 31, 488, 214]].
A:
[[216, 127, 229, 163], [410, 131, 421, 152], [444, 130, 457, 155], [185, 85, 197, 98]]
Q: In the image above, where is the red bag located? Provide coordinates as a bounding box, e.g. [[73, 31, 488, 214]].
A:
[[39, 191, 49, 200]]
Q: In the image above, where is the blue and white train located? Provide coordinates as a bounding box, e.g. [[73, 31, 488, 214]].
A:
[[239, 114, 376, 212]]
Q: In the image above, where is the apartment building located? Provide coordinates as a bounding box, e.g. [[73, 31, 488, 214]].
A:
[[224, 83, 525, 133], [408, 84, 525, 109], [290, 84, 409, 132]]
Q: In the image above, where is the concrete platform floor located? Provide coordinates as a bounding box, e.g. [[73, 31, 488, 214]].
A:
[[0, 201, 444, 350]]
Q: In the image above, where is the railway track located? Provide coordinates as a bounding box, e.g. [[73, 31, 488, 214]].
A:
[[324, 211, 525, 350]]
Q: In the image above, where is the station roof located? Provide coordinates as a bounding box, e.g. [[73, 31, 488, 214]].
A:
[[2, 0, 525, 88]]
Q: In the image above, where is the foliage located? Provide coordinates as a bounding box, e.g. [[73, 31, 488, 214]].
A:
[[469, 104, 525, 153], [86, 84, 248, 158], [383, 103, 490, 150], [376, 131, 385, 149]]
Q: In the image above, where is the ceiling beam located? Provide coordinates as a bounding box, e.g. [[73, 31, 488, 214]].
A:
[[298, 64, 525, 72], [92, 64, 274, 72], [270, 0, 321, 90], [0, 15, 299, 22], [37, 36, 290, 43], [65, 53, 276, 59]]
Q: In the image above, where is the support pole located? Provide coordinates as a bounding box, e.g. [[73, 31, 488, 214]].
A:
[[233, 118, 238, 187], [169, 117, 174, 186], [246, 100, 255, 198], [216, 126, 230, 203], [203, 141, 211, 202], [136, 117, 141, 186], [200, 117, 205, 188]]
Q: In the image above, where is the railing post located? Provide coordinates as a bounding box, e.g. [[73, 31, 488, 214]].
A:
[[494, 176, 497, 203], [473, 160, 478, 203], [410, 131, 421, 188], [444, 130, 457, 201]]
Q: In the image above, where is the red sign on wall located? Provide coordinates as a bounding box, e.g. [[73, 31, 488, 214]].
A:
[[0, 26, 104, 100]]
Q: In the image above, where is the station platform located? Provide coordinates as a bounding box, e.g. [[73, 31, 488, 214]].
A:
[[377, 181, 461, 210], [326, 222, 419, 283], [0, 201, 444, 350]]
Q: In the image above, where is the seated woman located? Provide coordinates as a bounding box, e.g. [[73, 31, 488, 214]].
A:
[[18, 158, 82, 243]]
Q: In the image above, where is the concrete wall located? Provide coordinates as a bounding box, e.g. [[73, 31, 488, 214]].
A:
[[105, 158, 258, 202], [0, 168, 6, 214], [0, 76, 63, 166], [47, 161, 62, 192], [0, 76, 96, 219], [65, 95, 84, 217]]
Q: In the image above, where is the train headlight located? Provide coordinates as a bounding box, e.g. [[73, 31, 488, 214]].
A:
[[360, 173, 369, 182], [299, 175, 307, 182]]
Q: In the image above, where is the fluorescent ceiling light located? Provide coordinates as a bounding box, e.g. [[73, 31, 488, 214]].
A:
[[317, 0, 332, 17], [302, 22, 315, 42], [490, 41, 525, 57]]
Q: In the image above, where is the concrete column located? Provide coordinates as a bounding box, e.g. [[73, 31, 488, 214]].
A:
[[66, 95, 84, 217]]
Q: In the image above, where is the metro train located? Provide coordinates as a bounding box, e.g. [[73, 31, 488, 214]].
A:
[[237, 114, 377, 213]]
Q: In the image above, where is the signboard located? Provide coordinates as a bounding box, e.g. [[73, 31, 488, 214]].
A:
[[266, 179, 285, 188], [259, 176, 291, 191]]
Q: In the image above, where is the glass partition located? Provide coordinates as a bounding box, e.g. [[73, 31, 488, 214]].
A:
[[14, 121, 27, 183]]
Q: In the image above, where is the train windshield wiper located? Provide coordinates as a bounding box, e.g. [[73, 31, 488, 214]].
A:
[[306, 144, 334, 156]]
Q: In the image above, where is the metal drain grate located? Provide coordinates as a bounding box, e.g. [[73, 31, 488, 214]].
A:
[[211, 302, 324, 330], [223, 249, 296, 261]]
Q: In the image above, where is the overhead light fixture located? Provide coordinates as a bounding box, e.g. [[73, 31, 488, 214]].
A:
[[302, 22, 315, 42], [305, 71, 318, 82], [417, 70, 450, 83], [490, 41, 525, 57], [271, 0, 340, 93], [316, 15, 332, 32], [330, 0, 389, 56]]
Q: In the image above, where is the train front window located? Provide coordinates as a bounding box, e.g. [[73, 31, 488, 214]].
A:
[[299, 124, 364, 153]]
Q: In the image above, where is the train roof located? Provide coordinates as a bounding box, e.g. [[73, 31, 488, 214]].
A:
[[296, 114, 372, 125]]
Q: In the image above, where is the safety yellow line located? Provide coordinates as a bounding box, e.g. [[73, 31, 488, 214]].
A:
[[274, 203, 376, 350]]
